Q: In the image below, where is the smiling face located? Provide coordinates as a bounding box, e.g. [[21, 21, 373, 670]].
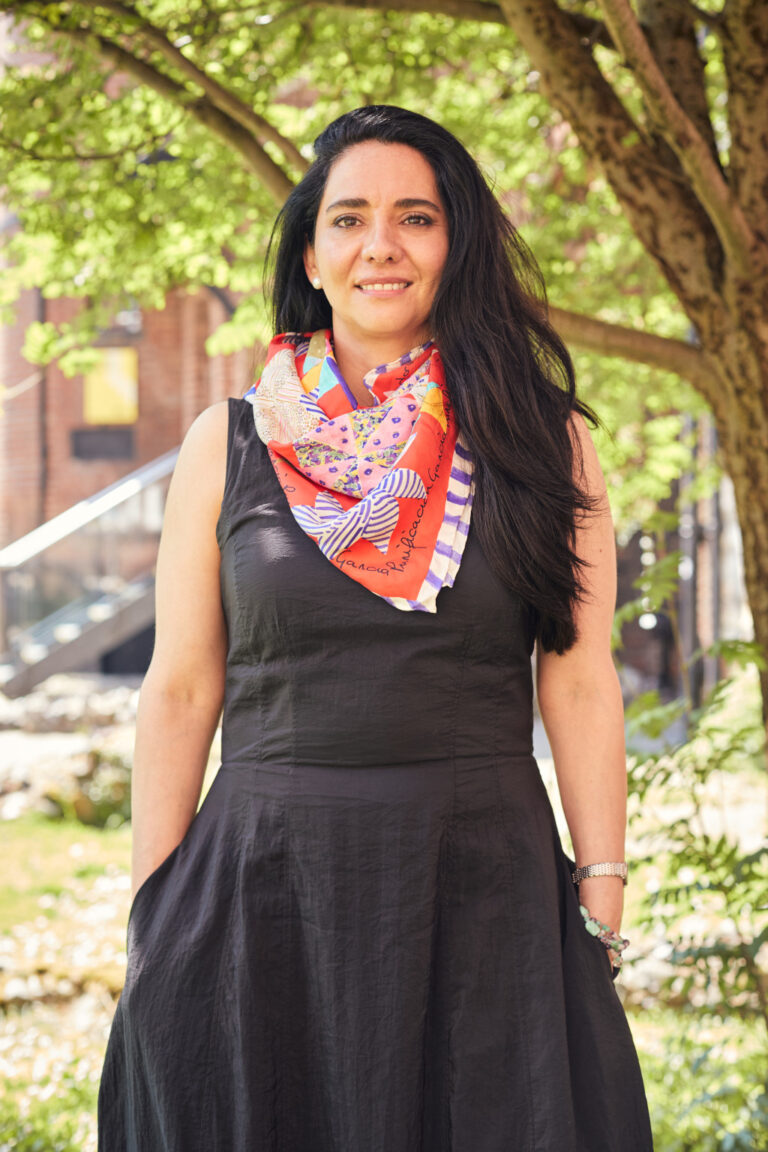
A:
[[304, 141, 449, 365]]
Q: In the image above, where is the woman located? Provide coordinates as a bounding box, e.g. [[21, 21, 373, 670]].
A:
[[99, 105, 653, 1151]]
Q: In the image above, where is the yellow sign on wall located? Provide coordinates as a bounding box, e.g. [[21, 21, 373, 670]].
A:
[[83, 347, 139, 424]]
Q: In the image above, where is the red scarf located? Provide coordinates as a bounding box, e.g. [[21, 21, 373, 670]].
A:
[[244, 330, 473, 611]]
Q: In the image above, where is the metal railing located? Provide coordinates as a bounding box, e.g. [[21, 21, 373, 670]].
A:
[[0, 449, 178, 694]]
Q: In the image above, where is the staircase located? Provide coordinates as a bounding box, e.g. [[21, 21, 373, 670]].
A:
[[0, 450, 178, 698]]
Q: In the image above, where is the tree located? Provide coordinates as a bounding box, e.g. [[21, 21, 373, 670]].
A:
[[1, 0, 766, 719]]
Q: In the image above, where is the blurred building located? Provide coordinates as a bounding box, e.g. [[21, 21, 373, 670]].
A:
[[614, 413, 752, 707], [0, 282, 252, 547], [0, 274, 255, 692]]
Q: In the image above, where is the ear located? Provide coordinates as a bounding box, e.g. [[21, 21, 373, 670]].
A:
[[303, 239, 317, 285]]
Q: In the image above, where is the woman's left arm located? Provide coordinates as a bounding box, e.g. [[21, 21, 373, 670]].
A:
[[536, 412, 627, 938]]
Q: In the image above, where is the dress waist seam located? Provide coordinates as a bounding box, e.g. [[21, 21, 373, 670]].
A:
[[217, 752, 537, 771]]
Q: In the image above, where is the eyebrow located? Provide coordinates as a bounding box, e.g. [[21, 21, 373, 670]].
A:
[[324, 197, 443, 214]]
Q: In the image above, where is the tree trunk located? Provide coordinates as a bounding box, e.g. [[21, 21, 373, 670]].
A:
[[722, 453, 768, 728], [707, 303, 768, 727], [493, 0, 768, 729]]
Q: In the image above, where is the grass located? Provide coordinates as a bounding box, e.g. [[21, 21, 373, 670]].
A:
[[2, 814, 131, 936], [2, 813, 133, 1008], [2, 815, 132, 1152]]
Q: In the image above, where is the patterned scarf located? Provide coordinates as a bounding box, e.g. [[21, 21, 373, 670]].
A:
[[244, 330, 474, 612]]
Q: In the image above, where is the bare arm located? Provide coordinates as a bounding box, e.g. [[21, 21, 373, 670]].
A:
[[130, 401, 230, 900], [536, 413, 627, 937]]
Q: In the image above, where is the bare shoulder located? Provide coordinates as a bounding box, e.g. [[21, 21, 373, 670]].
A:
[[169, 400, 231, 516], [567, 410, 607, 501], [156, 400, 231, 574], [151, 402, 231, 688], [185, 398, 231, 442], [178, 400, 230, 481]]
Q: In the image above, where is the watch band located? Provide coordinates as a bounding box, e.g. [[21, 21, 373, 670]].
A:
[[571, 862, 628, 886]]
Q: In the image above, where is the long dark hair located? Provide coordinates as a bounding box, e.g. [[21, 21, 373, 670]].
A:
[[267, 105, 598, 653]]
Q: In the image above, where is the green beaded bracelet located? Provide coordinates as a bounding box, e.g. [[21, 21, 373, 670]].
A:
[[579, 904, 630, 971]]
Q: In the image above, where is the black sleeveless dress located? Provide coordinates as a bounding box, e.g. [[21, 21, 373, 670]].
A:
[[98, 399, 653, 1151]]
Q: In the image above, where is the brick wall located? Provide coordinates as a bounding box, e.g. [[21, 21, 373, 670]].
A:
[[0, 286, 44, 544], [0, 286, 249, 548]]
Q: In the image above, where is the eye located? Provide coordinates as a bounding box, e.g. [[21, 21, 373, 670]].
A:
[[332, 214, 361, 228], [402, 213, 434, 226]]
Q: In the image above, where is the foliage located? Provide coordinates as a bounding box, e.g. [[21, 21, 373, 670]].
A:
[[640, 1016, 768, 1152], [0, 1063, 97, 1152], [626, 659, 768, 1146], [0, 3, 705, 547], [619, 489, 768, 1145], [0, 2, 713, 593], [0, 1, 681, 364], [629, 670, 768, 1022], [576, 352, 709, 543]]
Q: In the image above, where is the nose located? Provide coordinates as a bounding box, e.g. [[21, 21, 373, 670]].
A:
[[362, 215, 401, 263]]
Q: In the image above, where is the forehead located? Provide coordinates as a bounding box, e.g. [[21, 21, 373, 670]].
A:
[[320, 141, 442, 206]]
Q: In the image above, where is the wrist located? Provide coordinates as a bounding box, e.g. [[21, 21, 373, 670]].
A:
[[575, 875, 624, 934]]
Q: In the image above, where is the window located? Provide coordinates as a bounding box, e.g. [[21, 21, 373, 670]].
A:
[[83, 347, 139, 425]]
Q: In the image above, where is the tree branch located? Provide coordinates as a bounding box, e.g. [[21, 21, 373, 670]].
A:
[[637, 0, 720, 160], [720, 3, 768, 246], [549, 305, 718, 394], [19, 17, 297, 203], [77, 0, 308, 174], [0, 118, 184, 163], [493, 0, 733, 350], [0, 132, 128, 162], [599, 0, 756, 274]]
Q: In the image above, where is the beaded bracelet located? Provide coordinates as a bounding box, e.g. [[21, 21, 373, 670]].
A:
[[579, 905, 630, 971]]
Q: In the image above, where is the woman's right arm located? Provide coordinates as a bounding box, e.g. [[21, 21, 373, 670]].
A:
[[130, 401, 230, 901]]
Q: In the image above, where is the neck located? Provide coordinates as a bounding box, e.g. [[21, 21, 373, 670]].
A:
[[330, 326, 428, 407]]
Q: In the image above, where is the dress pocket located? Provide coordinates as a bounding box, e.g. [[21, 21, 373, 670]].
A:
[[127, 838, 184, 931], [584, 922, 620, 981]]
